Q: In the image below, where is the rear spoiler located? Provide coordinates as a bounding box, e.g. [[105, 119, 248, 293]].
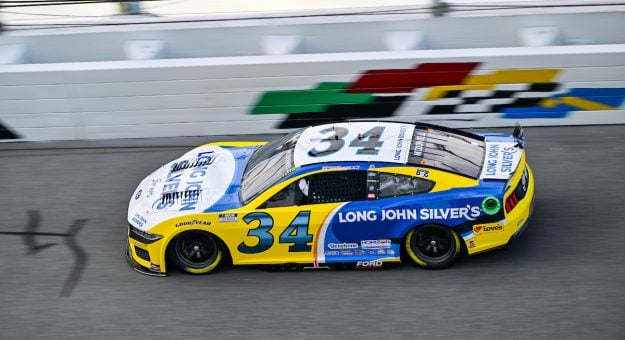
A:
[[513, 123, 525, 149], [413, 121, 486, 141]]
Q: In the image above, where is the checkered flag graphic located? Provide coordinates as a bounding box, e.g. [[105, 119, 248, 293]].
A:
[[426, 83, 561, 114]]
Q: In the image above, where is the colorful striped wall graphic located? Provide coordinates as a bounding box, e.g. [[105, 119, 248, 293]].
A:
[[249, 62, 625, 129]]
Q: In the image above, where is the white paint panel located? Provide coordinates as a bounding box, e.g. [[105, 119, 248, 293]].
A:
[[128, 145, 236, 231], [294, 122, 415, 166], [480, 142, 523, 180]]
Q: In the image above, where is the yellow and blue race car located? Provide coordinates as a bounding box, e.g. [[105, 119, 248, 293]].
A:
[[127, 121, 534, 275]]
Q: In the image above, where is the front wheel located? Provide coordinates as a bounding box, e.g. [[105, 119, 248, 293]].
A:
[[405, 225, 461, 269], [169, 231, 224, 274]]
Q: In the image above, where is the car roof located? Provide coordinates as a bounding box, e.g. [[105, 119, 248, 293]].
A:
[[293, 121, 414, 167]]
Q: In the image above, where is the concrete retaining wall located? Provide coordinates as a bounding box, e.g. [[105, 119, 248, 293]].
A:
[[1, 9, 625, 141]]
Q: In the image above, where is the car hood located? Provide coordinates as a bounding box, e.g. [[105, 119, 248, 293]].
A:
[[128, 144, 256, 231]]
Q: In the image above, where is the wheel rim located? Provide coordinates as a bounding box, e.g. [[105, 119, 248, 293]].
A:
[[175, 231, 219, 269], [410, 225, 455, 262]]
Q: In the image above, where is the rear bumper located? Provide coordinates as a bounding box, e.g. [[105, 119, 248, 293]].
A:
[[464, 164, 535, 255], [511, 195, 534, 241]]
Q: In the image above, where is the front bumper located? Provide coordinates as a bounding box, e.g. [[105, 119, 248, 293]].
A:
[[126, 240, 166, 277]]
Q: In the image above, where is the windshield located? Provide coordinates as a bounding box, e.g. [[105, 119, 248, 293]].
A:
[[240, 129, 303, 204]]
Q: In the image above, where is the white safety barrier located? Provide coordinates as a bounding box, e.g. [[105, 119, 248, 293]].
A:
[[1, 44, 625, 141]]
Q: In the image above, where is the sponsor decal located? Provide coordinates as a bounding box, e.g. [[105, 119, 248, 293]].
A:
[[328, 242, 358, 250], [171, 151, 216, 172], [154, 152, 216, 212], [131, 213, 148, 228], [150, 262, 161, 272], [468, 240, 476, 248], [387, 249, 395, 255], [393, 125, 410, 161], [175, 220, 211, 228], [337, 206, 481, 223], [517, 217, 525, 227], [473, 222, 504, 234], [356, 260, 383, 269], [321, 165, 361, 170], [339, 210, 378, 223], [413, 130, 427, 157], [218, 213, 238, 223], [355, 250, 364, 255], [134, 189, 142, 200], [147, 179, 161, 198], [419, 206, 482, 221], [341, 250, 354, 256], [325, 251, 339, 256], [377, 249, 386, 254], [416, 168, 429, 177], [361, 239, 392, 249], [481, 143, 521, 179], [367, 250, 376, 255]]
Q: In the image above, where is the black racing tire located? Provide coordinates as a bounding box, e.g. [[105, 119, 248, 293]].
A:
[[405, 224, 462, 269], [168, 231, 224, 274]]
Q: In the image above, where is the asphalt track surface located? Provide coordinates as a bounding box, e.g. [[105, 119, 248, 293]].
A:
[[1, 125, 624, 339]]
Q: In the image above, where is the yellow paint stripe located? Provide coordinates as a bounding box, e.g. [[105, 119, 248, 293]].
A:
[[540, 98, 559, 108], [465, 69, 560, 85], [424, 85, 494, 100], [424, 69, 561, 100], [541, 96, 617, 111]]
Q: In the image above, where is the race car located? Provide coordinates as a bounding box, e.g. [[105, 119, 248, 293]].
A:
[[127, 121, 534, 275]]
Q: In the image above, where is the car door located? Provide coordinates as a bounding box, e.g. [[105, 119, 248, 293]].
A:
[[232, 170, 368, 265], [320, 169, 437, 264]]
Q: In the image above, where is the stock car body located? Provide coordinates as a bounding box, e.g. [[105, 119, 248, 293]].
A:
[[127, 121, 534, 275]]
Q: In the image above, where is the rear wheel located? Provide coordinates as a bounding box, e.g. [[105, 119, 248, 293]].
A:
[[169, 231, 224, 274], [405, 225, 461, 269]]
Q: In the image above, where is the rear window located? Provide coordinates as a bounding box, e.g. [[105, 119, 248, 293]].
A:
[[409, 128, 485, 178], [379, 173, 434, 198]]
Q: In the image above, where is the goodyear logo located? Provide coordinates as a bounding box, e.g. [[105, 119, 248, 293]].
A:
[[473, 222, 504, 234]]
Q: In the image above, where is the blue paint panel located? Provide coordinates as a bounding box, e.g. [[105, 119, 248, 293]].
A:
[[500, 87, 625, 119], [321, 185, 505, 263], [565, 88, 625, 107], [501, 107, 570, 119], [204, 146, 257, 212]]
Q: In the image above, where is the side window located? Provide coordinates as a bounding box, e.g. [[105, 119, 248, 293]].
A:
[[308, 171, 367, 204], [379, 173, 434, 198], [262, 171, 368, 208], [262, 181, 305, 208]]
